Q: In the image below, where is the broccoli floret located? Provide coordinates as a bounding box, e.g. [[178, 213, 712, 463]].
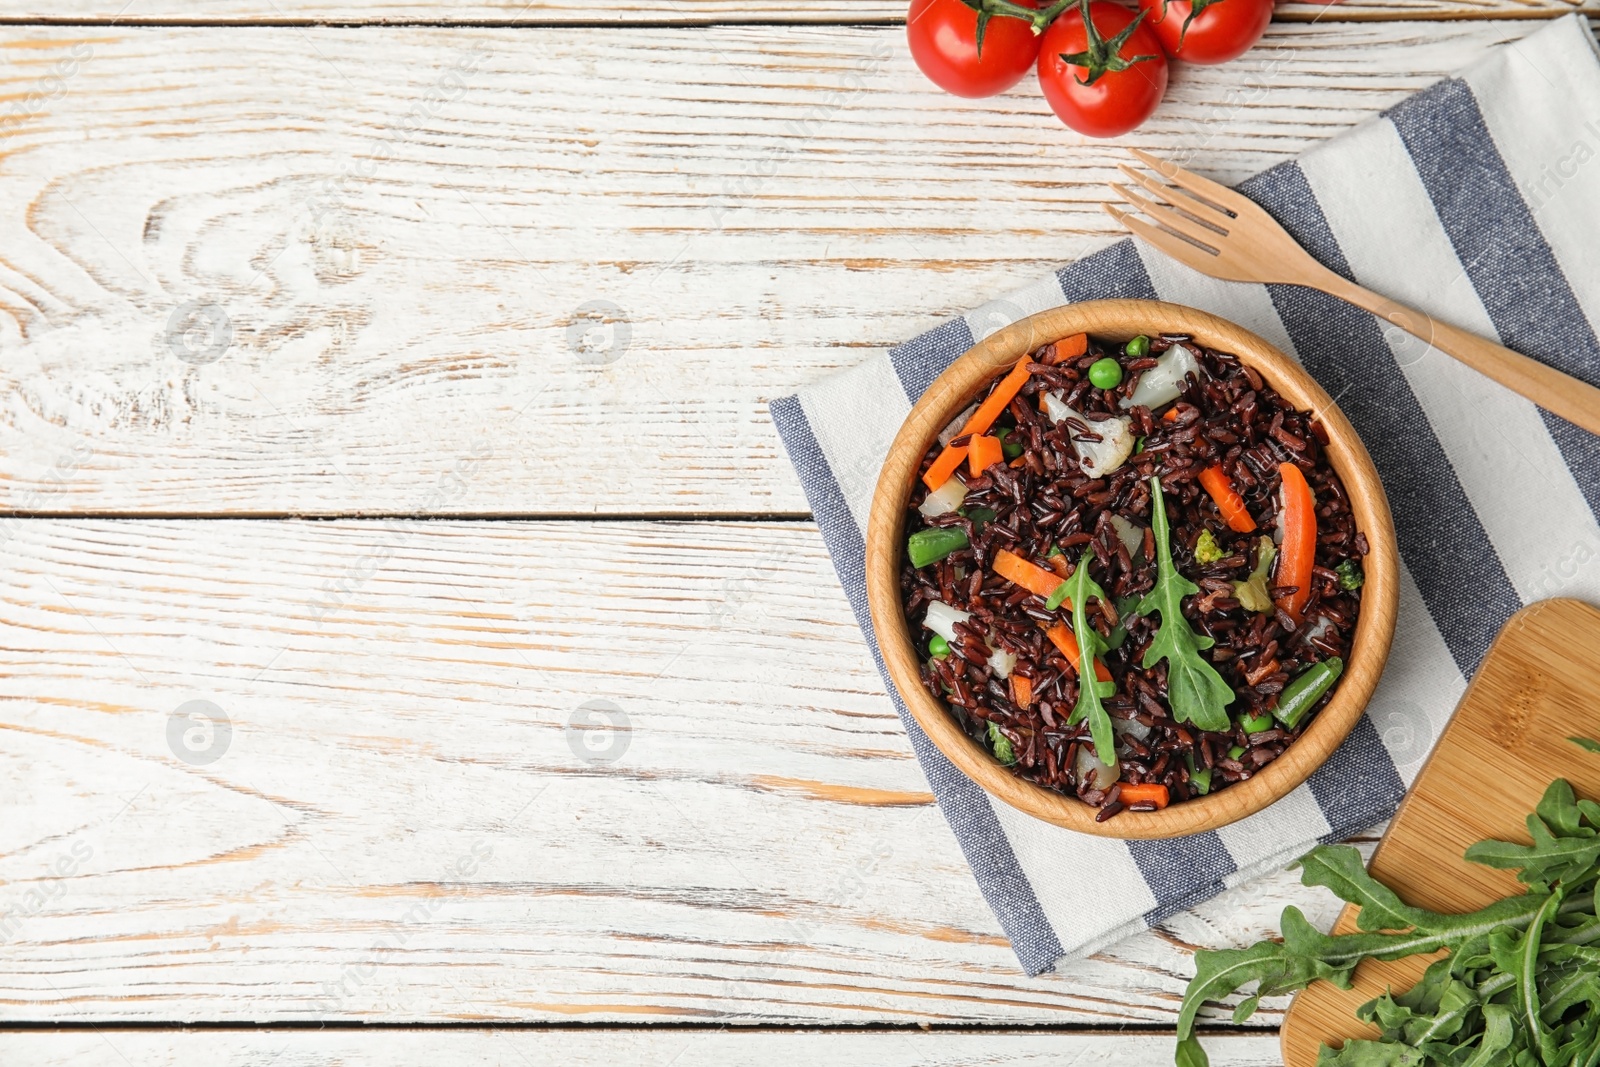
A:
[[988, 722, 1017, 766], [1193, 529, 1225, 565], [1335, 558, 1364, 591]]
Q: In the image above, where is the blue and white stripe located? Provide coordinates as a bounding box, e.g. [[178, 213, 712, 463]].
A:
[[770, 16, 1600, 975]]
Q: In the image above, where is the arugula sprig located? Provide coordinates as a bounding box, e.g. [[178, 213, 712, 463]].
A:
[[1173, 779, 1600, 1067], [1136, 476, 1234, 732], [1065, 547, 1119, 768]]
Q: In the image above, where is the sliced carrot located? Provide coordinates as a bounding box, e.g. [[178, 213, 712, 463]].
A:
[[921, 358, 1034, 491], [1117, 782, 1170, 809], [993, 548, 1066, 599], [1043, 622, 1113, 683], [1162, 407, 1180, 423], [1011, 674, 1033, 709], [1275, 461, 1318, 622], [921, 441, 969, 494], [966, 359, 1034, 439], [968, 434, 1003, 477], [1199, 463, 1257, 533], [1045, 553, 1071, 579], [1044, 333, 1089, 365]]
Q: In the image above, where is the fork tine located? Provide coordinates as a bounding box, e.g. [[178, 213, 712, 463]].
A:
[[1129, 148, 1255, 216], [1103, 204, 1221, 266], [1116, 164, 1232, 226], [1109, 183, 1229, 249]]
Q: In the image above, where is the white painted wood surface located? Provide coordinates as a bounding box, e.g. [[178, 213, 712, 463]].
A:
[[0, 517, 1371, 1023], [0, 21, 1546, 516], [19, 0, 1598, 24], [0, 7, 1511, 1056], [0, 1030, 1284, 1066]]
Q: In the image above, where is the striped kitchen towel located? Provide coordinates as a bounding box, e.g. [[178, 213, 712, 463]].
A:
[[769, 14, 1600, 975]]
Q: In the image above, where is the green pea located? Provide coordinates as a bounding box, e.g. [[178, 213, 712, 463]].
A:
[[929, 634, 950, 658], [1124, 334, 1151, 358], [1088, 357, 1124, 389]]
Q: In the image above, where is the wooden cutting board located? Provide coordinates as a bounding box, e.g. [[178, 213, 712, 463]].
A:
[[1280, 597, 1600, 1067]]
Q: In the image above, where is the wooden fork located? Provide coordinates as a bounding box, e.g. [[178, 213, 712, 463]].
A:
[[1105, 148, 1600, 437]]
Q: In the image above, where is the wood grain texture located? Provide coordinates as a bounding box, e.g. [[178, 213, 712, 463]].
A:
[[0, 517, 1373, 1023], [865, 299, 1398, 838], [12, 0, 1598, 24], [0, 1030, 1285, 1066], [1280, 599, 1600, 1066], [0, 21, 1551, 517]]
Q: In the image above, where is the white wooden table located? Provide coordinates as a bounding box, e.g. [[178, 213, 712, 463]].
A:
[[0, 4, 1586, 1063]]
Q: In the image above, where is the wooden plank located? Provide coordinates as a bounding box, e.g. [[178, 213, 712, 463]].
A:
[[0, 21, 1549, 517], [10, 1, 1596, 24], [0, 517, 1375, 1022], [0, 1030, 1284, 1066]]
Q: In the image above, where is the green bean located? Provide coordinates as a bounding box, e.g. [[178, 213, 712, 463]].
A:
[[1273, 656, 1345, 730], [907, 527, 968, 568], [1240, 712, 1275, 735]]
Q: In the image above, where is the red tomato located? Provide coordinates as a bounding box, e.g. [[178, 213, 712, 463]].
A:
[[1036, 3, 1168, 138], [907, 0, 1042, 99], [1137, 0, 1273, 65]]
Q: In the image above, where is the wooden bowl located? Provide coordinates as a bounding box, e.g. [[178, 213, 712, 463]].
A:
[[865, 299, 1398, 839]]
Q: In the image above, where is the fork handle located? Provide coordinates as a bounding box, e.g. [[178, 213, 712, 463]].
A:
[[1314, 273, 1600, 437]]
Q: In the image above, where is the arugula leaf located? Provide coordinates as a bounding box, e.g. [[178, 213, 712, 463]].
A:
[[1175, 917, 1354, 1050], [1297, 845, 1438, 933], [1549, 1019, 1599, 1067], [1489, 888, 1564, 1067], [1317, 1039, 1427, 1067], [1065, 548, 1119, 767], [1569, 736, 1600, 754], [1403, 980, 1476, 1045], [1579, 798, 1600, 830], [1538, 961, 1600, 1023], [1461, 1003, 1516, 1067], [1536, 779, 1592, 839], [1360, 970, 1479, 1048], [1172, 782, 1600, 1067], [1136, 476, 1234, 731], [1173, 1038, 1209, 1067], [1393, 956, 1454, 1016], [1465, 813, 1600, 887]]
